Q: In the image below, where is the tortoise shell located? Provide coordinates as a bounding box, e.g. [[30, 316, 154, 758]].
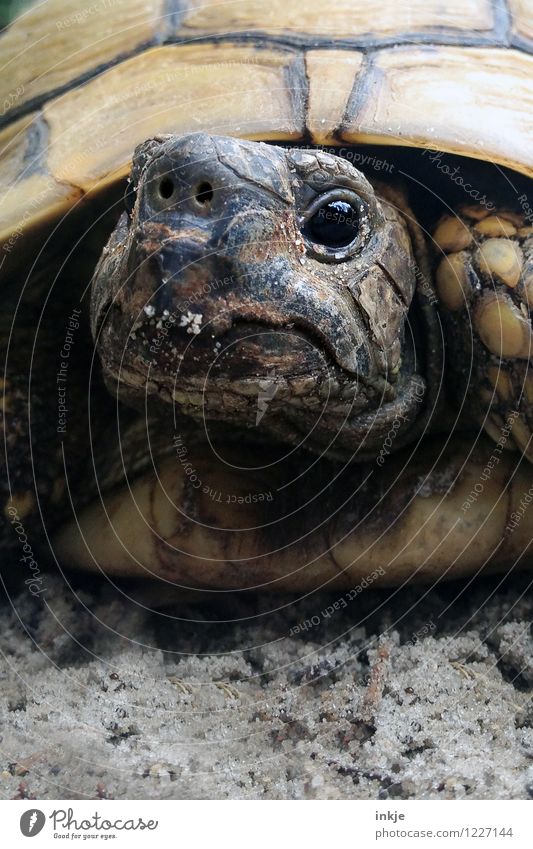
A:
[[1, 0, 533, 245]]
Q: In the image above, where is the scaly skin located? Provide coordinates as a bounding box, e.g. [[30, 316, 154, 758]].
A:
[[433, 207, 533, 458], [57, 134, 533, 594], [3, 134, 533, 594], [91, 133, 442, 461]]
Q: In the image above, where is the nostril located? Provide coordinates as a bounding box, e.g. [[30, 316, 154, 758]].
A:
[[158, 177, 175, 199], [195, 181, 214, 205]]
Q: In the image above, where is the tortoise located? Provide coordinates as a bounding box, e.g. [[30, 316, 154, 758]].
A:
[[1, 0, 533, 596]]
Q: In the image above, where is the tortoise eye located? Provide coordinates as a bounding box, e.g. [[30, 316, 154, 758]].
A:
[[303, 199, 360, 248], [124, 179, 136, 217]]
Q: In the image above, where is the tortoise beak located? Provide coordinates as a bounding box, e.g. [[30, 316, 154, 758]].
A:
[[91, 133, 429, 457], [112, 132, 377, 384]]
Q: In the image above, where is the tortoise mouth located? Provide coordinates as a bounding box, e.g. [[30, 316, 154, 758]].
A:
[[168, 319, 365, 417], [103, 313, 424, 443], [223, 316, 399, 394], [169, 315, 403, 410], [195, 316, 383, 386], [162, 319, 420, 429], [162, 350, 426, 463]]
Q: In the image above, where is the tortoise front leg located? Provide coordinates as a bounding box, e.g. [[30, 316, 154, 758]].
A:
[[54, 435, 533, 594], [433, 205, 533, 457]]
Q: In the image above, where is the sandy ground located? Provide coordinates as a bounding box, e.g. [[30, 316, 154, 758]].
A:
[[0, 568, 532, 800]]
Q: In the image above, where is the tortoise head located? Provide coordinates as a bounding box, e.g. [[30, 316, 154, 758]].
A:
[[91, 132, 435, 459]]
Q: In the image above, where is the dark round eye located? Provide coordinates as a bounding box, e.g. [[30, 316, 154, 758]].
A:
[[124, 179, 136, 217], [303, 199, 359, 248]]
